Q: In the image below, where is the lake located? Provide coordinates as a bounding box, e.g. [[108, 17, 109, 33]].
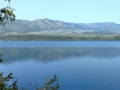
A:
[[0, 41, 120, 90]]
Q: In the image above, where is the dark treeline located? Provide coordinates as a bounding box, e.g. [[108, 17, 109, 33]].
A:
[[0, 34, 120, 41]]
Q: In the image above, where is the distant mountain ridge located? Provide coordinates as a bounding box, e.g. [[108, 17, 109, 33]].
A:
[[0, 18, 120, 35], [86, 22, 120, 30]]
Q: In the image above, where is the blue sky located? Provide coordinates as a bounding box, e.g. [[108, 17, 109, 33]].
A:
[[1, 0, 120, 23]]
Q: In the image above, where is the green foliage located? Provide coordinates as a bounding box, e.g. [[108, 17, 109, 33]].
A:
[[0, 72, 60, 90], [0, 0, 15, 26], [0, 54, 18, 90], [38, 75, 61, 90], [4, 0, 10, 2], [0, 54, 61, 90], [20, 75, 61, 90], [0, 72, 18, 90]]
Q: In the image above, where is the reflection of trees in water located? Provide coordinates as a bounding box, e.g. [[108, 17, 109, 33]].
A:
[[0, 47, 120, 63]]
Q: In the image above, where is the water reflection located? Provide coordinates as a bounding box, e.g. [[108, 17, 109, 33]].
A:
[[1, 45, 120, 90], [0, 47, 120, 64]]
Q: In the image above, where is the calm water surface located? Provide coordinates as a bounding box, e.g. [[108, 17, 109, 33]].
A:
[[0, 41, 120, 90]]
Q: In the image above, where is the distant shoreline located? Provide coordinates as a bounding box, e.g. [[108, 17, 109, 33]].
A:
[[0, 34, 120, 41]]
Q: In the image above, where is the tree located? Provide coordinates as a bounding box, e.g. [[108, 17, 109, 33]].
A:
[[0, 1, 61, 89], [36, 75, 61, 90], [0, 52, 61, 90], [0, 1, 17, 88], [0, 70, 60, 90], [0, 1, 18, 88], [0, 72, 19, 90], [0, 0, 15, 26]]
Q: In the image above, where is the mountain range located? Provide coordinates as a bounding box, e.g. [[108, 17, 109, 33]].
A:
[[0, 18, 120, 35]]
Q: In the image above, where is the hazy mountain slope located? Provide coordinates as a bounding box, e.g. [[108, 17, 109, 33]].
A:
[[86, 22, 120, 30], [32, 19, 91, 30], [0, 18, 120, 36], [0, 18, 91, 34]]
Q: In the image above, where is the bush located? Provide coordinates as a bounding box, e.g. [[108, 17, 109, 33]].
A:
[[0, 72, 18, 90], [0, 54, 61, 90]]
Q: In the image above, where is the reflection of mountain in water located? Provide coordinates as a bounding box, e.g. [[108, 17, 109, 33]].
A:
[[0, 47, 120, 63]]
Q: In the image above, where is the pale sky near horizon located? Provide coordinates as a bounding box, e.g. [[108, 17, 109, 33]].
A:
[[1, 0, 120, 23]]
